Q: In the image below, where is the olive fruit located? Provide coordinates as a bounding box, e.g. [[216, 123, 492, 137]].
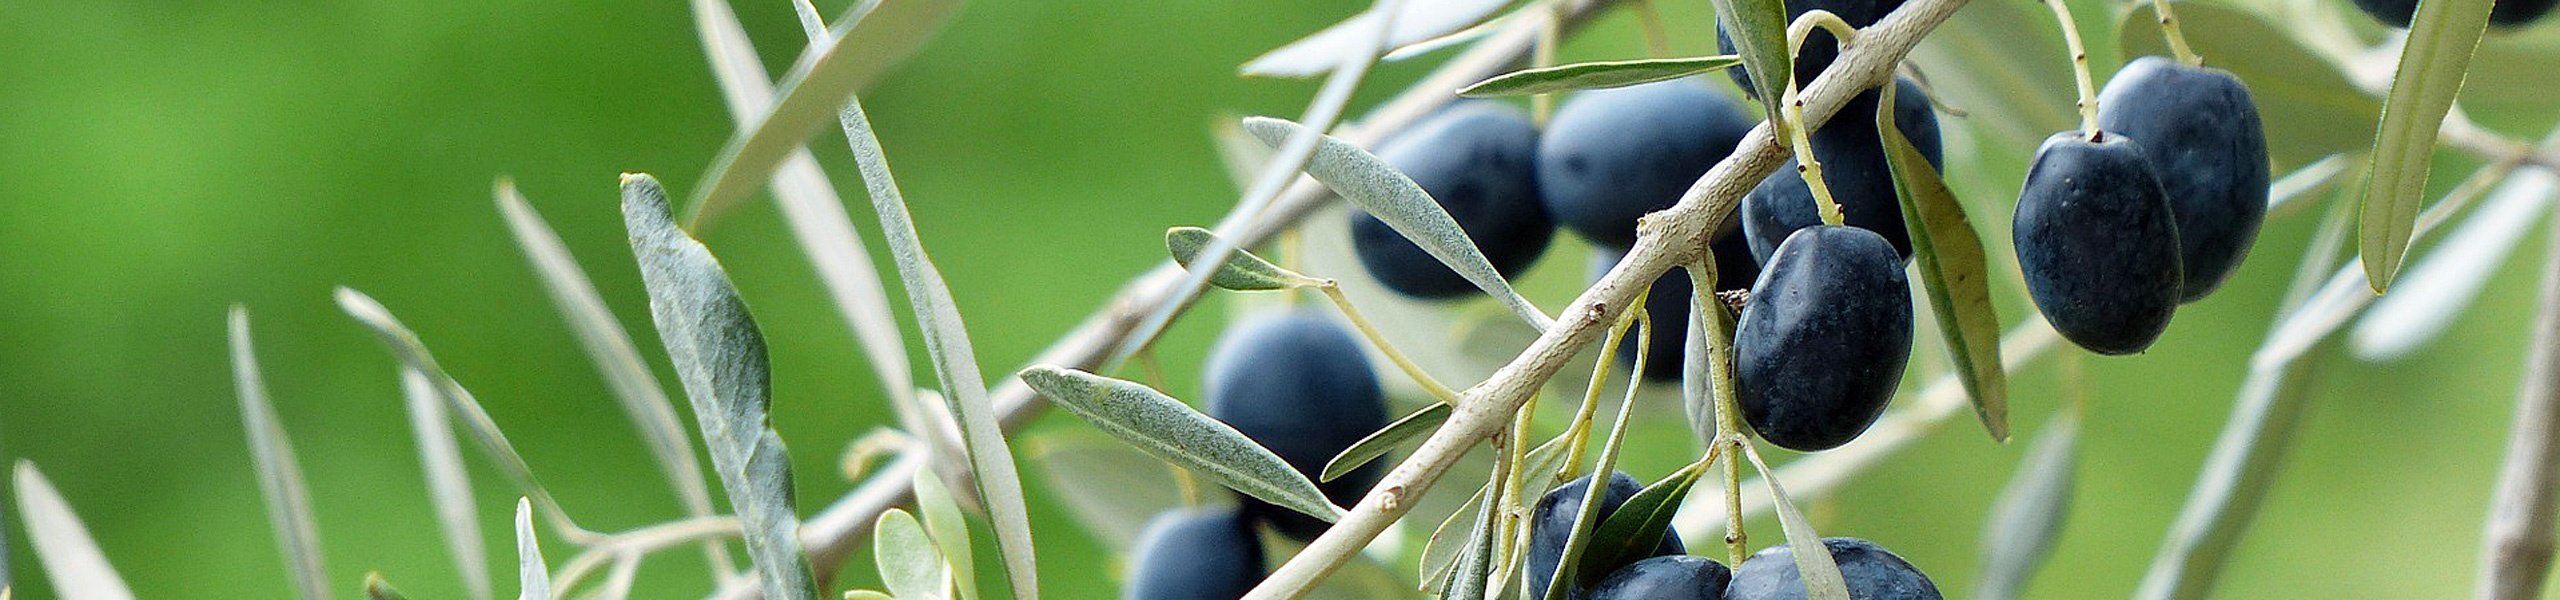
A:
[[1588, 555, 1734, 600], [1203, 312, 1389, 540], [2350, 0, 2556, 28], [1539, 80, 1758, 249], [1734, 225, 1913, 452], [1528, 472, 1687, 598], [1717, 0, 1910, 97], [2097, 56, 2268, 303], [2012, 130, 2182, 355], [1726, 537, 1943, 600], [1740, 78, 1944, 265], [1121, 508, 1265, 600], [1353, 101, 1554, 298]]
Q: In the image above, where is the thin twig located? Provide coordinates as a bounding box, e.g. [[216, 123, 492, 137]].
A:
[[2474, 198, 2560, 599]]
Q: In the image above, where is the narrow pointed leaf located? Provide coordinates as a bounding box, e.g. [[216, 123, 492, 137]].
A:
[[2115, 5, 2377, 167], [682, 0, 964, 227], [2137, 349, 2329, 597], [689, 0, 938, 454], [1025, 435, 1186, 549], [2358, 0, 2498, 292], [1417, 484, 1488, 592], [1710, 0, 1790, 123], [229, 308, 333, 600], [400, 369, 488, 600], [363, 573, 408, 600], [1546, 342, 1657, 599], [1241, 0, 1518, 77], [1459, 56, 1743, 97], [514, 499, 548, 600], [1323, 402, 1452, 482], [1442, 483, 1504, 600], [846, 591, 896, 600], [1881, 96, 2009, 442], [621, 174, 821, 600], [494, 182, 718, 524], [338, 288, 583, 540], [1577, 460, 1708, 586], [1741, 445, 1851, 600], [1167, 226, 1318, 291], [13, 462, 133, 600], [876, 509, 947, 600], [1241, 116, 1551, 331], [1019, 366, 1341, 522], [2354, 168, 2556, 360], [831, 99, 1041, 599], [1974, 408, 2080, 600], [913, 467, 979, 600]]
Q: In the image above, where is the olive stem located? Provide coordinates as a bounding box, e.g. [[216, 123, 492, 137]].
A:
[[1534, 0, 1566, 126], [548, 516, 744, 597], [1490, 394, 1542, 594], [1781, 11, 1862, 227], [2148, 0, 2203, 66], [1691, 261, 1754, 567], [1318, 282, 1463, 404], [2040, 0, 2102, 136], [1561, 292, 1649, 471], [1631, 0, 1675, 58]]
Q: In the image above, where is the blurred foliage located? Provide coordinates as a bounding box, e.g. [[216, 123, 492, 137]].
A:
[[2, 0, 2559, 598]]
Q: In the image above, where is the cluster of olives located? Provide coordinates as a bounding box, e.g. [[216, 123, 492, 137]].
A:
[[2012, 57, 2269, 355], [1527, 472, 1943, 600]]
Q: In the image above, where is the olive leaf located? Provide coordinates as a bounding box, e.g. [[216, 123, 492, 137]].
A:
[[1710, 0, 1791, 124], [1974, 408, 2081, 600], [338, 288, 585, 541], [1019, 366, 1342, 523], [2358, 0, 2499, 292], [1026, 434, 1187, 549], [1575, 460, 1708, 587], [1417, 483, 1488, 593], [363, 573, 407, 600], [2352, 169, 2556, 361], [228, 308, 332, 600], [1543, 321, 1654, 600], [1880, 91, 2010, 443], [1167, 226, 1320, 291], [1459, 56, 1743, 97], [1241, 116, 1553, 332], [621, 174, 821, 600], [2115, 4, 2379, 168], [1442, 484, 1505, 600], [1323, 402, 1453, 482], [1241, 0, 1520, 77], [845, 592, 895, 600], [1741, 444, 1852, 600], [680, 0, 963, 227], [913, 468, 980, 600], [494, 182, 722, 534], [399, 368, 489, 600], [876, 509, 950, 600], [13, 461, 135, 600], [515, 499, 549, 600]]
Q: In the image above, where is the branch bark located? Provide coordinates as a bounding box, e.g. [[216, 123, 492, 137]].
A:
[[2475, 190, 2560, 599]]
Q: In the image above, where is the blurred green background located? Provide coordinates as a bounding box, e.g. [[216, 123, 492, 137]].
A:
[[6, 0, 2560, 598]]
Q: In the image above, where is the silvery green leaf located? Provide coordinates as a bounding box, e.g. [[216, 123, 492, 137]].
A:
[[1709, 0, 1789, 123], [494, 182, 720, 528], [1025, 434, 1186, 549], [2115, 5, 2378, 168], [1974, 408, 2080, 600], [877, 509, 948, 600], [337, 288, 585, 541], [845, 591, 895, 600], [913, 468, 979, 600], [1740, 444, 1851, 600], [1019, 366, 1341, 522], [1542, 343, 1654, 600], [680, 0, 963, 227], [1881, 96, 2009, 443], [363, 573, 407, 600], [620, 174, 821, 600], [2359, 0, 2498, 292], [828, 100, 1041, 600], [1417, 483, 1487, 593], [1457, 56, 1743, 97], [400, 368, 488, 600], [1167, 226, 1319, 292], [1240, 116, 1551, 331], [229, 308, 332, 600], [688, 0, 939, 455], [1577, 460, 1707, 587], [1442, 487, 1502, 600], [514, 499, 548, 600], [1241, 0, 1518, 77], [2353, 168, 2555, 361], [1324, 402, 1452, 482], [13, 462, 134, 600], [2136, 345, 2328, 598]]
